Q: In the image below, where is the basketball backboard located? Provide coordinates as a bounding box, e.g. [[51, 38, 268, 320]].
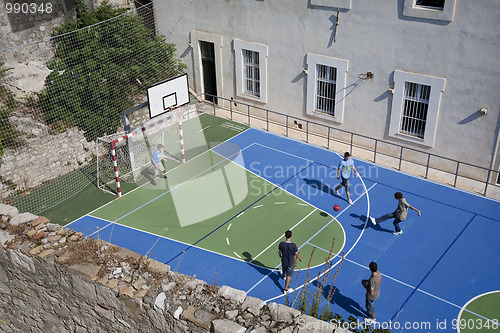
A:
[[147, 74, 189, 119]]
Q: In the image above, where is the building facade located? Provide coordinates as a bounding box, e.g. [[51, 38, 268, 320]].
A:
[[154, 0, 500, 178]]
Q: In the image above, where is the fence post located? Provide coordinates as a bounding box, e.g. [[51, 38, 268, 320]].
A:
[[350, 133, 353, 155], [484, 170, 492, 196], [229, 99, 233, 120], [398, 147, 403, 170], [327, 127, 331, 150], [247, 105, 250, 125], [453, 162, 460, 187], [286, 115, 289, 137], [374, 140, 378, 164], [306, 121, 309, 143], [266, 110, 269, 131], [425, 154, 431, 179]]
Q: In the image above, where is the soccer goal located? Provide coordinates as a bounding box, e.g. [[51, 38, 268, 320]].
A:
[[97, 105, 196, 197]]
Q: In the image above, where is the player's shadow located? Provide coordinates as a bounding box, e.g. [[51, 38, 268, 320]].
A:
[[350, 213, 393, 234], [242, 252, 284, 292], [303, 178, 337, 196], [313, 281, 367, 318]]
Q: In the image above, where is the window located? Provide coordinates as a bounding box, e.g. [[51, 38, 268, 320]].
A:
[[416, 0, 445, 10], [233, 39, 268, 103], [243, 50, 260, 97], [306, 53, 348, 123], [403, 0, 456, 22], [389, 70, 445, 147], [315, 64, 337, 116], [400, 82, 431, 139]]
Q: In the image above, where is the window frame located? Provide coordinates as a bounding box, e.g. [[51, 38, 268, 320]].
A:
[[403, 0, 457, 22], [306, 53, 349, 123], [233, 39, 268, 103], [389, 70, 446, 147]]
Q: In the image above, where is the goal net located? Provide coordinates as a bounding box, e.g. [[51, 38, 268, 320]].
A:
[[97, 106, 195, 196]]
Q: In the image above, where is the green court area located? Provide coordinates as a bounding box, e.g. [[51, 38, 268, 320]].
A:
[[18, 113, 250, 224], [459, 291, 500, 333], [89, 148, 345, 270]]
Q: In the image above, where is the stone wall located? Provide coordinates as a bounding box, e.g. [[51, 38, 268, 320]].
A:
[[0, 204, 345, 333]]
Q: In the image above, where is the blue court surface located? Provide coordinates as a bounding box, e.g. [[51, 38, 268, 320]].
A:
[[68, 126, 500, 332]]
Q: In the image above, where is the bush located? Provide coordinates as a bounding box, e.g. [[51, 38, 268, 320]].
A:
[[0, 67, 22, 157], [38, 0, 186, 139]]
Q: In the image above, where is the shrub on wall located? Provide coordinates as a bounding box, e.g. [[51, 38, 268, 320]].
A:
[[37, 0, 186, 139]]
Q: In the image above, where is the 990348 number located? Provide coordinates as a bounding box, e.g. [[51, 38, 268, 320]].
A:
[[5, 2, 53, 14]]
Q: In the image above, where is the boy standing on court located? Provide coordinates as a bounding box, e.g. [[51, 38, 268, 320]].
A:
[[362, 261, 382, 325], [151, 144, 168, 183], [278, 230, 303, 294], [335, 152, 358, 204], [369, 192, 421, 235]]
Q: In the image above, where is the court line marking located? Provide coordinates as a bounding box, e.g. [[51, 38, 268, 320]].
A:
[[248, 126, 500, 205], [249, 182, 375, 298], [252, 142, 314, 163], [389, 214, 477, 321], [253, 205, 263, 209], [311, 244, 495, 324], [457, 290, 500, 331], [80, 142, 257, 237], [65, 119, 252, 228], [247, 208, 317, 265], [197, 125, 210, 132]]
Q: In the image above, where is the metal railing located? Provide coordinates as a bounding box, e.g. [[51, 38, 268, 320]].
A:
[[195, 93, 500, 198]]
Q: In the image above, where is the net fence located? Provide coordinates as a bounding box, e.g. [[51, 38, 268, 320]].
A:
[[0, 0, 195, 214]]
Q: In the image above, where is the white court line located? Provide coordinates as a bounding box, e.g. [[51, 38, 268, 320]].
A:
[[253, 205, 263, 209], [80, 142, 257, 237], [311, 243, 495, 323], [65, 123, 251, 228], [197, 125, 210, 132], [233, 251, 242, 259], [252, 142, 314, 163], [274, 202, 285, 205], [247, 208, 317, 266], [226, 237, 230, 245], [457, 291, 499, 328], [227, 223, 232, 231], [297, 203, 308, 206], [236, 212, 244, 218], [262, 181, 375, 302]]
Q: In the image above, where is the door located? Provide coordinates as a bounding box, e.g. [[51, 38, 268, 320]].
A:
[[200, 41, 218, 103]]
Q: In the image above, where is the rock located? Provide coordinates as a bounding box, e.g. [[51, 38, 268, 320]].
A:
[[173, 306, 183, 320], [225, 309, 238, 320], [185, 278, 207, 290], [8, 249, 36, 273], [181, 306, 214, 330], [0, 204, 18, 218], [154, 292, 166, 313], [268, 302, 301, 324], [218, 285, 246, 304], [9, 213, 38, 226], [30, 216, 48, 228], [0, 230, 15, 246], [162, 282, 176, 293], [210, 319, 246, 333], [146, 258, 170, 274], [38, 249, 55, 258], [68, 264, 101, 281], [296, 314, 338, 332]]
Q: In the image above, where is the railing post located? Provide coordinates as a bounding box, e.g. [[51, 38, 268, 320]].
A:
[[213, 98, 216, 115], [453, 162, 460, 187], [350, 134, 353, 155], [327, 127, 331, 150], [230, 99, 233, 120], [398, 147, 403, 170], [484, 170, 492, 196], [374, 140, 378, 163], [425, 154, 431, 178], [286, 115, 289, 137], [247, 105, 250, 125], [266, 110, 269, 131], [306, 121, 309, 143]]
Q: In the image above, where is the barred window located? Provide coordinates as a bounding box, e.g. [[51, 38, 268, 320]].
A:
[[243, 50, 260, 97], [315, 64, 337, 116], [400, 82, 431, 139]]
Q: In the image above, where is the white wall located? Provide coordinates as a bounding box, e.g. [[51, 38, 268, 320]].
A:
[[157, 0, 500, 170]]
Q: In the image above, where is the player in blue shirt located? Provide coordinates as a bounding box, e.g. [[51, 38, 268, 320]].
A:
[[334, 152, 358, 204], [151, 144, 168, 184]]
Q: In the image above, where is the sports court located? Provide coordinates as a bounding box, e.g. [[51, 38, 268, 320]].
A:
[[67, 112, 500, 332]]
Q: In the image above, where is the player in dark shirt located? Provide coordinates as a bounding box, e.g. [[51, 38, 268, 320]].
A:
[[278, 230, 303, 294]]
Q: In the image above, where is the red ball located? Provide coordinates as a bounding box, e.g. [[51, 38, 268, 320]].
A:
[[333, 205, 340, 212]]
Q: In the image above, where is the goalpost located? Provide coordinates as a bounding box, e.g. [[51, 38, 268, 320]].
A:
[[97, 105, 195, 197]]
